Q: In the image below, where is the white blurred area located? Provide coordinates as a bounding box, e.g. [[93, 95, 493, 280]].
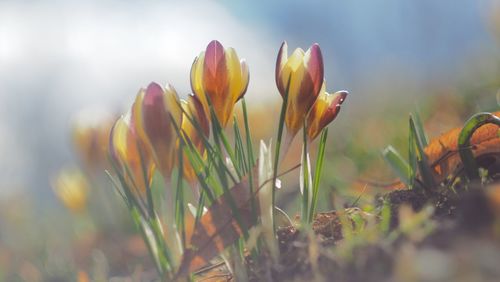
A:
[[0, 0, 277, 197]]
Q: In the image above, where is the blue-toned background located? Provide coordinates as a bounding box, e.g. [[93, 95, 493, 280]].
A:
[[0, 0, 498, 201]]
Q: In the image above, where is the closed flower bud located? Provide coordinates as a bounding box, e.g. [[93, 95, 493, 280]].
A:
[[109, 113, 154, 194], [132, 82, 182, 179], [191, 40, 249, 127], [307, 83, 347, 140], [276, 41, 324, 137]]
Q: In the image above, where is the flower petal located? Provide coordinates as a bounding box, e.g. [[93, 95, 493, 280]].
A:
[[275, 41, 288, 95], [304, 44, 324, 97]]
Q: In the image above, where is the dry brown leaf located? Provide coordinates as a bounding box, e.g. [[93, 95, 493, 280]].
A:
[[383, 112, 500, 189], [424, 111, 500, 183], [176, 175, 259, 279]]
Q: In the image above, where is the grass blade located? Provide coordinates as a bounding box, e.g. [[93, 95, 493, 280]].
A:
[[175, 143, 186, 250], [412, 108, 428, 147], [382, 145, 411, 186], [409, 114, 435, 191], [242, 98, 257, 224]]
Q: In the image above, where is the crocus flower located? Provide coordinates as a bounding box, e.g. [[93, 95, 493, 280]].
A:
[[276, 42, 324, 137], [71, 108, 114, 171], [132, 82, 182, 179], [109, 113, 155, 194], [191, 40, 249, 127], [52, 166, 89, 213], [180, 94, 210, 187], [306, 83, 348, 140]]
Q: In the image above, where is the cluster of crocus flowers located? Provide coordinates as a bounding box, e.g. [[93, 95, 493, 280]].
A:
[[275, 41, 347, 142], [101, 39, 349, 277], [109, 82, 184, 194], [109, 41, 250, 194], [191, 40, 249, 127], [108, 83, 212, 195]]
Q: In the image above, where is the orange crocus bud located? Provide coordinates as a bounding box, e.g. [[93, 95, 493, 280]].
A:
[[109, 113, 154, 194], [181, 94, 210, 186], [276, 41, 324, 137], [190, 40, 249, 127], [71, 108, 114, 171], [306, 83, 348, 140], [132, 82, 182, 179], [52, 166, 89, 213]]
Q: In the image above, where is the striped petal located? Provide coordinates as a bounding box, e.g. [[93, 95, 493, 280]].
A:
[[304, 44, 324, 98], [203, 40, 228, 108], [238, 59, 250, 101], [191, 53, 209, 114]]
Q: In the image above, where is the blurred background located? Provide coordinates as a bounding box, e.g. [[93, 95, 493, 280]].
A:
[[1, 0, 500, 280]]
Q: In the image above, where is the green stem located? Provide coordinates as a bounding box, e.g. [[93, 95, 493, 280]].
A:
[[149, 216, 174, 276], [272, 75, 291, 233], [130, 207, 165, 277], [175, 142, 186, 250], [308, 128, 328, 223], [300, 122, 312, 224]]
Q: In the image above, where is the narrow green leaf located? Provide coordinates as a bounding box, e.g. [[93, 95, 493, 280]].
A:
[[308, 128, 328, 223], [175, 143, 186, 250], [130, 206, 165, 276], [233, 116, 248, 174], [408, 121, 417, 189], [382, 145, 411, 186], [412, 108, 428, 147], [170, 116, 216, 202], [410, 114, 435, 191], [195, 191, 206, 225], [242, 98, 257, 224], [300, 122, 312, 224], [207, 95, 242, 180]]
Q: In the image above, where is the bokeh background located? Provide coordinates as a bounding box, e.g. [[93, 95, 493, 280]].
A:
[[1, 0, 500, 280]]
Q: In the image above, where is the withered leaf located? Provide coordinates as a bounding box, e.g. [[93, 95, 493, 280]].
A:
[[176, 174, 259, 279], [424, 111, 500, 183]]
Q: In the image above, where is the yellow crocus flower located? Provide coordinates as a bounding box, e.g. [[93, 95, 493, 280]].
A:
[[276, 42, 324, 137], [132, 82, 182, 179], [191, 40, 249, 127], [307, 83, 348, 140]]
